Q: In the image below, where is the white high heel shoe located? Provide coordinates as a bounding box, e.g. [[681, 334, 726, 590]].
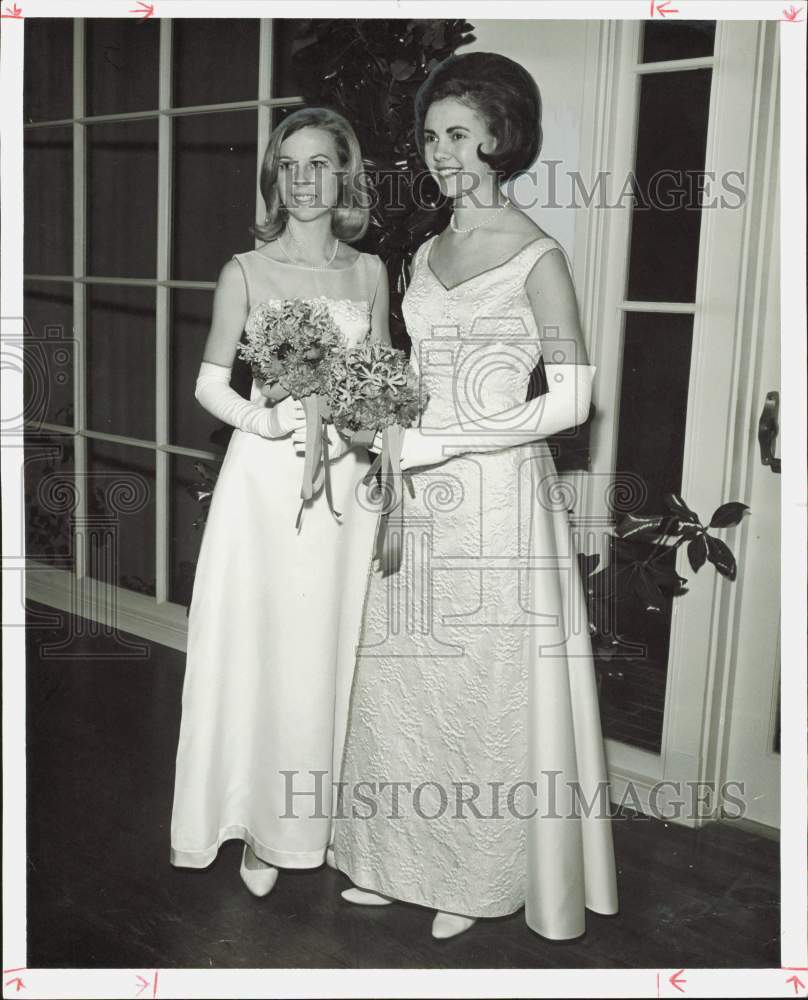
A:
[[341, 887, 394, 906], [239, 844, 278, 897], [431, 911, 477, 939]]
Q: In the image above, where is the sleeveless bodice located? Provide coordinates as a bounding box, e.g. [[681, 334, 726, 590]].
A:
[[402, 235, 570, 428]]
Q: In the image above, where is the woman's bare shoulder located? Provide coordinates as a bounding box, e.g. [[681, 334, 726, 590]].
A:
[[491, 208, 552, 255], [252, 240, 284, 263], [336, 242, 362, 266]]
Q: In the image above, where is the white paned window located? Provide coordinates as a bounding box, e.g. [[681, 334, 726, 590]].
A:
[[23, 18, 305, 636]]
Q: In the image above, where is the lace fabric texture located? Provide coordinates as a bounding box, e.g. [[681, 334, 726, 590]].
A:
[[245, 296, 372, 353], [333, 236, 619, 938]]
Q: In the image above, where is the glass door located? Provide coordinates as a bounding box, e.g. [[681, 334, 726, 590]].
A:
[[598, 22, 717, 755], [582, 19, 780, 824]]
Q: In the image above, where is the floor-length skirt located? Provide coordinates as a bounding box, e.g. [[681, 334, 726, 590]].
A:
[[171, 417, 379, 869], [333, 440, 619, 938]]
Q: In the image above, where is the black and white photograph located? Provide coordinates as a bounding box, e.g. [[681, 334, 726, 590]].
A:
[[1, 3, 805, 997]]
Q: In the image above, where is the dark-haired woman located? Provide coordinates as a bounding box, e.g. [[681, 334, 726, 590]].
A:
[[170, 108, 387, 894], [333, 52, 619, 940]]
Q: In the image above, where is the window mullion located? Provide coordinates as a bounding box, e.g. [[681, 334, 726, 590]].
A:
[[255, 19, 274, 246], [619, 301, 697, 314], [154, 18, 174, 605], [634, 55, 715, 75], [72, 17, 88, 582]]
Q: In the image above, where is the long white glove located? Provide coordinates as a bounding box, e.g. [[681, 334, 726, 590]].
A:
[[399, 363, 596, 471], [194, 361, 305, 439]]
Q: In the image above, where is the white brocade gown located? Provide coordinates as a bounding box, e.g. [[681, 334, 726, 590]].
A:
[[333, 236, 620, 939], [170, 249, 383, 870]]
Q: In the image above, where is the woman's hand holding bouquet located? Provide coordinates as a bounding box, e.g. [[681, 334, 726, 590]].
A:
[[237, 298, 427, 550], [326, 340, 427, 574], [238, 299, 346, 527]]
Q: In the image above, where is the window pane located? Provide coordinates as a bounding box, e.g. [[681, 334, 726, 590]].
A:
[[87, 120, 158, 278], [24, 281, 74, 428], [173, 19, 259, 107], [24, 430, 75, 570], [599, 312, 694, 754], [642, 20, 716, 63], [614, 312, 693, 517], [24, 19, 73, 123], [272, 20, 308, 98], [85, 18, 159, 117], [595, 556, 673, 754], [170, 289, 215, 450], [170, 289, 253, 451], [169, 453, 217, 606], [626, 69, 712, 303], [24, 126, 72, 275], [86, 286, 155, 440], [271, 105, 298, 130], [172, 111, 257, 281], [86, 439, 156, 596]]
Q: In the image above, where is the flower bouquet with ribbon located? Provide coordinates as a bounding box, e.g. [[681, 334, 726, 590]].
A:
[[327, 340, 428, 575], [238, 298, 345, 527]]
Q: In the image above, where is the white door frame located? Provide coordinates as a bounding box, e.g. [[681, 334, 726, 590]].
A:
[[717, 38, 781, 834], [570, 19, 781, 829]]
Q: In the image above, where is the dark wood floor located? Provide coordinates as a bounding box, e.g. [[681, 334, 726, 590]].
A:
[[24, 601, 779, 969]]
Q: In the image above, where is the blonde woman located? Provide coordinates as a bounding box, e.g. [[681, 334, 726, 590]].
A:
[[170, 108, 389, 894]]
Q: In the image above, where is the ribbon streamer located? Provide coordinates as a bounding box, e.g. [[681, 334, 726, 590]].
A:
[[362, 423, 413, 576], [295, 394, 342, 530]]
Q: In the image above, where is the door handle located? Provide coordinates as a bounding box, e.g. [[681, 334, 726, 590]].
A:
[[758, 390, 781, 474]]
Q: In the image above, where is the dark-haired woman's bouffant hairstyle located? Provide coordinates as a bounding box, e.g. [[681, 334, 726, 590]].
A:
[[414, 52, 543, 182]]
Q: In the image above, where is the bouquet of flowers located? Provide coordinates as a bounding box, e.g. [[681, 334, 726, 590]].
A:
[[238, 298, 346, 526], [326, 340, 428, 574]]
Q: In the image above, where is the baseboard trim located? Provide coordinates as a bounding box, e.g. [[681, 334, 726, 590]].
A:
[[717, 813, 780, 842], [26, 562, 189, 653]]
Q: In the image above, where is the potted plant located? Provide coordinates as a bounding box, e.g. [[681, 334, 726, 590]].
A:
[[579, 494, 750, 710]]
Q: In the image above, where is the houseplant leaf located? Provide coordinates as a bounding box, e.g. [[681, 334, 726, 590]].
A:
[[687, 533, 709, 573], [613, 513, 667, 538], [706, 534, 737, 580], [708, 501, 750, 528], [664, 493, 701, 524]]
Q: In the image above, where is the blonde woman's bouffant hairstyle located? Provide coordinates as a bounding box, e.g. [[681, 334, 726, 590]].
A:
[[252, 107, 370, 243]]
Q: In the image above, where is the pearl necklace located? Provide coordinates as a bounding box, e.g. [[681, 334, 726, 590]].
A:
[[279, 229, 340, 270], [450, 198, 511, 234]]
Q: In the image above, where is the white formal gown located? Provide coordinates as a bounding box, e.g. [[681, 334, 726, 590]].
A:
[[170, 248, 382, 870], [333, 236, 620, 939]]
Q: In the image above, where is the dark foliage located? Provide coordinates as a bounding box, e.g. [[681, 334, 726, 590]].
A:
[[289, 18, 476, 346], [580, 493, 750, 659]]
